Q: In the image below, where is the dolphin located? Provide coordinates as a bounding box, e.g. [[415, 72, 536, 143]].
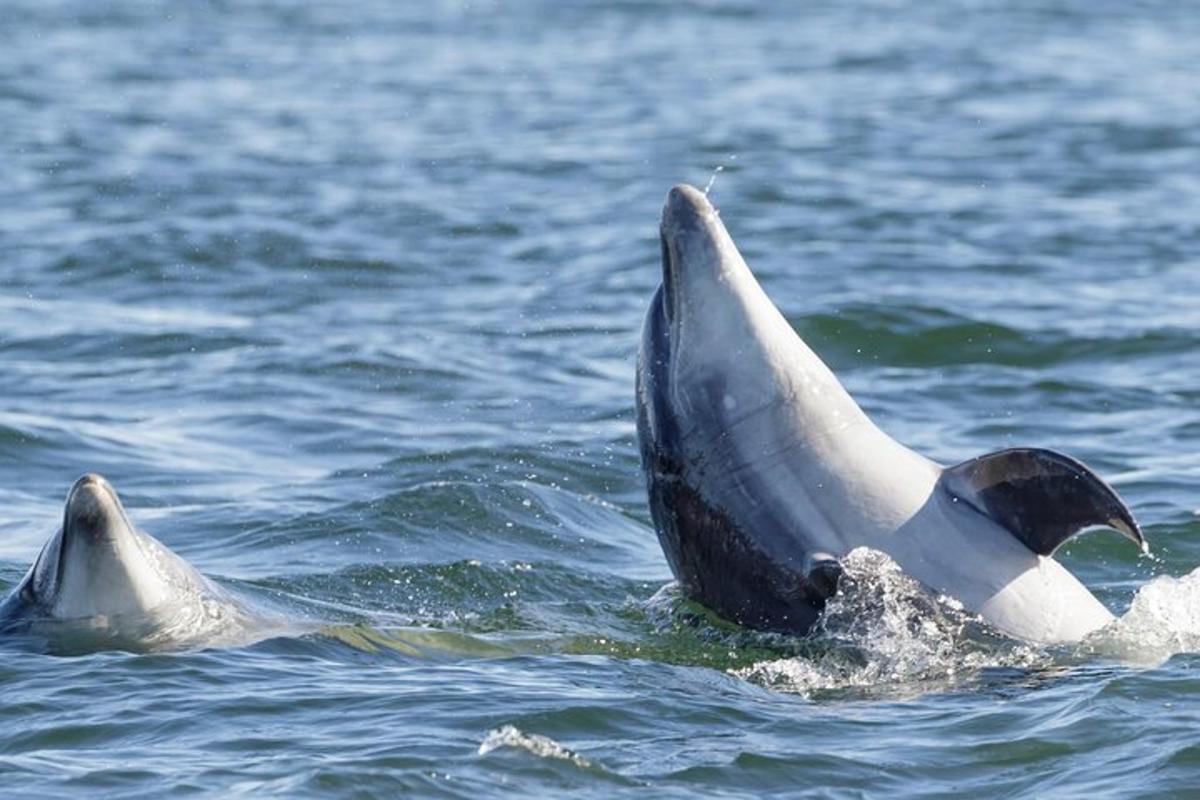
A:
[[0, 473, 259, 651], [636, 184, 1145, 644]]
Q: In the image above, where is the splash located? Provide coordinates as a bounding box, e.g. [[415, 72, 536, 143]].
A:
[[734, 548, 1046, 698], [702, 154, 738, 196], [1085, 566, 1200, 666], [702, 165, 724, 196]]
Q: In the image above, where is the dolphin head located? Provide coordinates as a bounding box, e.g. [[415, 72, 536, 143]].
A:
[[0, 475, 271, 652], [653, 184, 771, 429], [657, 184, 763, 375], [25, 474, 180, 620], [658, 184, 741, 326], [644, 185, 868, 465]]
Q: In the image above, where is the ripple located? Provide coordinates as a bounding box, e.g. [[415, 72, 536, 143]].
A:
[[0, 0, 1196, 795], [798, 304, 1199, 369]]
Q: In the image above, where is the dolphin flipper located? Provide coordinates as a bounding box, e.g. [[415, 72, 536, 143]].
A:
[[941, 448, 1146, 556], [804, 553, 842, 601]]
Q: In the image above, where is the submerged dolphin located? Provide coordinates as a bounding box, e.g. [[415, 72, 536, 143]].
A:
[[0, 474, 258, 650], [636, 184, 1145, 643]]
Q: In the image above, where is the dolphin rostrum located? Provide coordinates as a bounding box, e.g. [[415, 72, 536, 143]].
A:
[[636, 184, 1144, 643]]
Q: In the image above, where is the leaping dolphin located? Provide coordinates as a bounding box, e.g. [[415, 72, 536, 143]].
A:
[[0, 474, 259, 650], [636, 184, 1145, 643]]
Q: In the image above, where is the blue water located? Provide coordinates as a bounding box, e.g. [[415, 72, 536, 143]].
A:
[[2, 0, 1199, 796]]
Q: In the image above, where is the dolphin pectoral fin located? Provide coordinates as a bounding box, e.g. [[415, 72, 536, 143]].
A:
[[804, 553, 842, 601], [941, 448, 1146, 556]]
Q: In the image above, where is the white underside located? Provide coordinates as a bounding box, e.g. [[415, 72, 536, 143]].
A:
[[52, 528, 177, 619]]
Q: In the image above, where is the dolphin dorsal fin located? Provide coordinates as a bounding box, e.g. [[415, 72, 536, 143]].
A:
[[941, 448, 1145, 557]]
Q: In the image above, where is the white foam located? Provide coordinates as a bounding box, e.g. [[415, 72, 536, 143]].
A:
[[1085, 566, 1200, 666], [734, 548, 1046, 698], [478, 725, 591, 768], [731, 549, 1200, 697]]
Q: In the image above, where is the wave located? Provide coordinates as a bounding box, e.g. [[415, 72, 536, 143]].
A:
[[795, 303, 1198, 369], [1085, 568, 1200, 665]]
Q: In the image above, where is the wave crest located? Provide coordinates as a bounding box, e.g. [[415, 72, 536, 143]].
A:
[[1086, 567, 1200, 665]]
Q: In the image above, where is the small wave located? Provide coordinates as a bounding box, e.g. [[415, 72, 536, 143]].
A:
[[797, 303, 1198, 369], [0, 294, 252, 335], [1085, 567, 1200, 666], [316, 624, 520, 659], [5, 595, 298, 657], [478, 725, 591, 768]]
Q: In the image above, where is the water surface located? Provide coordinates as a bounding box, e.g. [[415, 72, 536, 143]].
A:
[[1, 0, 1198, 796]]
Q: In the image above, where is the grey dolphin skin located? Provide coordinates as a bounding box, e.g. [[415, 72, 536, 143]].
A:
[[636, 184, 1145, 643], [0, 474, 255, 650]]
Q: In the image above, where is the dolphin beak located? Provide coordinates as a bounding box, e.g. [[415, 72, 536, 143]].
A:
[[660, 185, 719, 267], [659, 184, 726, 327], [663, 184, 715, 231], [63, 473, 129, 543]]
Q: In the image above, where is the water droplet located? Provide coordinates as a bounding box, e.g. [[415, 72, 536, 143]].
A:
[[703, 165, 724, 196]]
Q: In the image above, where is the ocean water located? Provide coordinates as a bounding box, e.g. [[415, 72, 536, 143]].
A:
[[1, 0, 1198, 796]]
